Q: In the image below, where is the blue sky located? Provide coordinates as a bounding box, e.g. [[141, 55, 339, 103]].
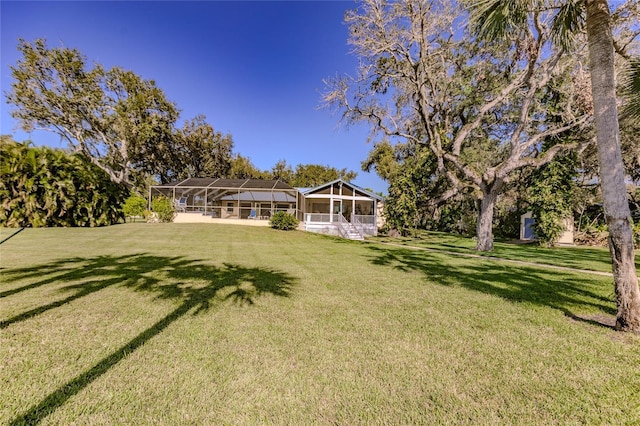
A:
[[0, 0, 388, 193]]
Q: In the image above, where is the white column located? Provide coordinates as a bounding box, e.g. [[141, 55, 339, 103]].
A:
[[329, 195, 334, 223], [352, 197, 356, 222]]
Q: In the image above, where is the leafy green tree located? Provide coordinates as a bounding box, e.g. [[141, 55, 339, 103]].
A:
[[468, 0, 640, 332], [228, 154, 267, 179], [242, 159, 358, 187], [7, 39, 179, 186], [270, 159, 295, 183], [165, 115, 234, 183], [362, 141, 404, 182], [290, 164, 356, 187], [6, 39, 235, 190], [324, 0, 589, 252], [384, 171, 418, 236], [0, 136, 126, 227]]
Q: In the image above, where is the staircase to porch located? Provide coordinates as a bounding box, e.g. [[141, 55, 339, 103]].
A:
[[337, 216, 364, 240]]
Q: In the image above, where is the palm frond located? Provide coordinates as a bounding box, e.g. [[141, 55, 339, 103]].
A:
[[467, 0, 530, 41], [551, 0, 585, 50], [620, 57, 640, 120]]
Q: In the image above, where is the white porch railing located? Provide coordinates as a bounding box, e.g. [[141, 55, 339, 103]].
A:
[[305, 213, 331, 223], [305, 213, 376, 224], [353, 214, 375, 225]]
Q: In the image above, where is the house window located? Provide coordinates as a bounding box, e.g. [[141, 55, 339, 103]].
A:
[[226, 202, 234, 213]]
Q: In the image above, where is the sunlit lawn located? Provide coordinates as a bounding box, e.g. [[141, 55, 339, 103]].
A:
[[1, 224, 639, 425]]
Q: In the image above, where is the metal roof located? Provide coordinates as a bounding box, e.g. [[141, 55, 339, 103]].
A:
[[219, 191, 297, 203], [155, 178, 294, 191]]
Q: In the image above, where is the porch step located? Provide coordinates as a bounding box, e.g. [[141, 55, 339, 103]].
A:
[[340, 223, 364, 240], [345, 233, 364, 240]]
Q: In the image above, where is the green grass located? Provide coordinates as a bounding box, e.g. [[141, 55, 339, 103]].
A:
[[372, 230, 640, 274], [1, 224, 639, 425]]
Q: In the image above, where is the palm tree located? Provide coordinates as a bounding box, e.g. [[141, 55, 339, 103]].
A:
[[469, 0, 640, 332]]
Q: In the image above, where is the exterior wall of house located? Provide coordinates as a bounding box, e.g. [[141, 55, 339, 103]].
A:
[[303, 220, 378, 238], [220, 201, 238, 219], [304, 223, 342, 237]]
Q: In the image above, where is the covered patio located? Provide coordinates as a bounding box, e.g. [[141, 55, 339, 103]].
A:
[[150, 178, 298, 221], [298, 179, 383, 238]]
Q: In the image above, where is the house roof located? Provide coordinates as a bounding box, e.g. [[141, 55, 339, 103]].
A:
[[155, 178, 295, 191], [219, 191, 297, 203], [300, 179, 384, 201]]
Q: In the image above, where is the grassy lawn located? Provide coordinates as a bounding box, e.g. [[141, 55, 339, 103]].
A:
[[372, 230, 640, 274], [1, 224, 639, 425]]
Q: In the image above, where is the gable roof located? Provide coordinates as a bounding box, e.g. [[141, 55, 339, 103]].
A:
[[299, 179, 384, 201]]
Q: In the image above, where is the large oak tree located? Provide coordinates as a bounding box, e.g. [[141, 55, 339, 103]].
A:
[[324, 0, 590, 251]]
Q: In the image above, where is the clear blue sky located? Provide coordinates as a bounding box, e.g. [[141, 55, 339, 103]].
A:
[[0, 0, 388, 193]]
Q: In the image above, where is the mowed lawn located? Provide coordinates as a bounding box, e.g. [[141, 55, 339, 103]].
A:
[[1, 224, 639, 425]]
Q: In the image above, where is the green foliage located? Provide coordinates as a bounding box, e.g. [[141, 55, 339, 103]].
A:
[[229, 156, 358, 187], [430, 194, 478, 237], [384, 172, 418, 236], [6, 39, 234, 188], [270, 159, 295, 183], [162, 114, 234, 184], [269, 211, 299, 230], [229, 154, 268, 179], [362, 141, 400, 182], [151, 196, 175, 223], [528, 154, 577, 246], [620, 57, 640, 122], [122, 194, 147, 221], [0, 137, 126, 227], [289, 164, 357, 187]]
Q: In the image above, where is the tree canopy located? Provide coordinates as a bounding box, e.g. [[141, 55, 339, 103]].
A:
[[324, 0, 591, 250], [6, 39, 235, 188]]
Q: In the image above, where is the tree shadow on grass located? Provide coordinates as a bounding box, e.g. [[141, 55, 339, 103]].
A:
[[365, 245, 616, 327], [379, 232, 639, 273], [3, 254, 295, 425]]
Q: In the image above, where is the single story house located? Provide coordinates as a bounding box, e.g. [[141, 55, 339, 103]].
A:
[[149, 178, 384, 239]]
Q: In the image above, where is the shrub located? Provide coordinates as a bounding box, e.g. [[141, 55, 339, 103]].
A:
[[269, 211, 298, 230], [532, 210, 566, 247], [122, 194, 147, 221], [151, 196, 175, 223], [0, 137, 126, 227]]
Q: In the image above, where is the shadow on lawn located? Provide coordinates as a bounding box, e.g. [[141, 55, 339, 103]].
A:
[[365, 245, 616, 327], [4, 254, 295, 425]]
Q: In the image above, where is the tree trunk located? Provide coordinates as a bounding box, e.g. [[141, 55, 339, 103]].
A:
[[475, 182, 502, 252], [586, 0, 640, 332]]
